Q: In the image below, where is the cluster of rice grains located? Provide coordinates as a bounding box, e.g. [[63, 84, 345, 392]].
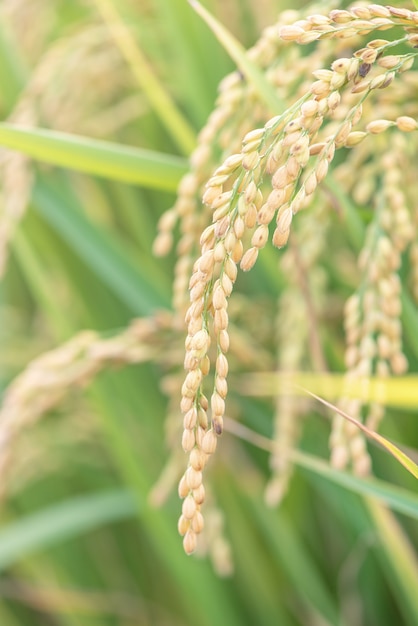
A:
[[155, 4, 418, 554], [332, 131, 416, 474], [0, 315, 177, 499]]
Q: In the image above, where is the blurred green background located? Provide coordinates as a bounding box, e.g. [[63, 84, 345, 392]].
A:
[[0, 1, 417, 625]]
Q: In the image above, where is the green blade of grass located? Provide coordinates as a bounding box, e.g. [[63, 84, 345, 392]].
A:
[[0, 22, 27, 113], [153, 0, 227, 126], [33, 178, 170, 314], [233, 370, 418, 408], [314, 480, 418, 626], [93, 0, 196, 155], [225, 420, 418, 520], [0, 490, 137, 572], [401, 288, 418, 361], [365, 499, 418, 626], [0, 124, 187, 191], [189, 0, 282, 114], [214, 471, 294, 626], [10, 227, 72, 336], [303, 388, 418, 480], [215, 469, 340, 625], [252, 506, 341, 626], [292, 450, 418, 519]]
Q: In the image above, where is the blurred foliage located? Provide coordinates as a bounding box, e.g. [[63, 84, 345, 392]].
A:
[[0, 1, 417, 625]]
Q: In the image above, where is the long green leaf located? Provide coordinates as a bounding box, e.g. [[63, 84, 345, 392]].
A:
[[0, 123, 187, 191], [292, 450, 418, 518], [11, 227, 72, 336], [153, 0, 224, 126], [0, 490, 137, 571], [218, 470, 340, 626], [303, 389, 418, 480], [33, 179, 170, 314], [215, 472, 293, 626], [365, 499, 418, 626], [189, 0, 282, 113], [225, 420, 418, 520], [248, 498, 340, 625], [93, 0, 196, 155], [402, 289, 418, 361]]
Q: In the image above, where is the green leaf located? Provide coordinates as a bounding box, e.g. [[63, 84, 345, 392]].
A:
[[401, 288, 418, 361], [33, 179, 170, 314], [303, 388, 418, 480], [219, 470, 340, 626], [93, 0, 196, 155], [293, 451, 418, 519], [188, 0, 283, 113], [365, 499, 418, 626], [0, 123, 188, 191], [234, 370, 418, 408], [225, 420, 418, 520], [249, 501, 340, 625], [153, 0, 227, 126], [0, 490, 137, 571]]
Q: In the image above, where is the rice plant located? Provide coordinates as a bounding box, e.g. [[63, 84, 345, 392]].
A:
[[0, 1, 417, 625]]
